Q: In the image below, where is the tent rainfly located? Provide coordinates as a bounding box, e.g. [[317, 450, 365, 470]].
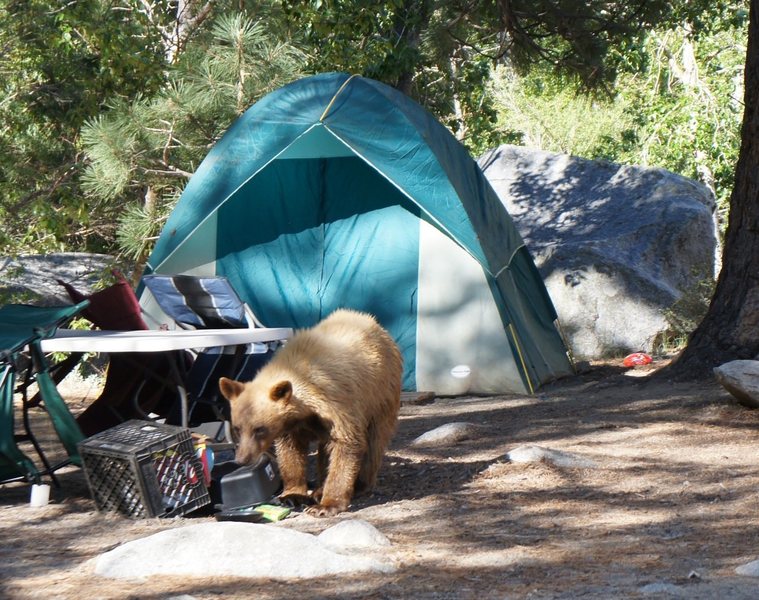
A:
[[141, 72, 574, 395]]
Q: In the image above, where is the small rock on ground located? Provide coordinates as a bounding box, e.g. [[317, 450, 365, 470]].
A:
[[410, 422, 482, 447], [735, 559, 759, 576], [317, 519, 391, 552], [714, 360, 759, 409], [639, 582, 687, 596], [506, 444, 597, 468]]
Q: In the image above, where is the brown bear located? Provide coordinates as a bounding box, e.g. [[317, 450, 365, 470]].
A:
[[218, 308, 403, 517]]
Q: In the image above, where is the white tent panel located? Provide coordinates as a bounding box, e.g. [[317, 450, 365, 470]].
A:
[[415, 220, 526, 394], [157, 209, 219, 277], [141, 213, 219, 329]]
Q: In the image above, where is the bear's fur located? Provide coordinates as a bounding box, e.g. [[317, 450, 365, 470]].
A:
[[219, 308, 403, 517]]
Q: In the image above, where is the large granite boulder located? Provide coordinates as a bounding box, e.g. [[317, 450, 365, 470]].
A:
[[479, 145, 719, 359], [0, 253, 119, 306]]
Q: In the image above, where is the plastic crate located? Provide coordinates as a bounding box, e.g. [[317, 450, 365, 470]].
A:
[[78, 420, 211, 518]]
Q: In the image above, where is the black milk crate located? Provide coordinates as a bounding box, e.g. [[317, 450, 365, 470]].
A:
[[78, 420, 211, 518]]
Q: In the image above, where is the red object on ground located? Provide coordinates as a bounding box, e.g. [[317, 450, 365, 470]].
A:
[[623, 352, 653, 367]]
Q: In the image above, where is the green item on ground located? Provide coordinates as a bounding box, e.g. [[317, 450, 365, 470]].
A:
[[254, 504, 291, 522]]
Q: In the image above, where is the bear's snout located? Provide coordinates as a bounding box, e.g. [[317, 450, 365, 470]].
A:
[[235, 449, 258, 465], [235, 439, 262, 465]]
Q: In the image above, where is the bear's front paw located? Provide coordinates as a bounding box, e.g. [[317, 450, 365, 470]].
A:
[[304, 501, 347, 517], [278, 492, 315, 507]]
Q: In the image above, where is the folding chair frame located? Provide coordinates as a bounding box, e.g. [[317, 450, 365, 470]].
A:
[[0, 301, 89, 486]]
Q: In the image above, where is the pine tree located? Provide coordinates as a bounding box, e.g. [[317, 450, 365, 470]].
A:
[[80, 12, 306, 281]]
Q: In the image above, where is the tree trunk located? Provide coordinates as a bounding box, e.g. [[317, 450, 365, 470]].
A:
[[393, 0, 430, 95], [169, 0, 214, 63], [669, 0, 759, 378], [129, 186, 158, 287]]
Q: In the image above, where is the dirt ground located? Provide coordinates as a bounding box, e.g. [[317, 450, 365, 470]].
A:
[[3, 361, 759, 599]]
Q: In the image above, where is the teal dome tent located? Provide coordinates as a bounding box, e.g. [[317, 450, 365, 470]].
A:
[[142, 73, 573, 394]]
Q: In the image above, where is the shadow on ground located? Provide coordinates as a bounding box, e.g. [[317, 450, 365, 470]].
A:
[[3, 363, 759, 599]]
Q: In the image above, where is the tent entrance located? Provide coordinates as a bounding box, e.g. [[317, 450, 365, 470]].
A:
[[277, 123, 355, 160], [215, 154, 421, 390]]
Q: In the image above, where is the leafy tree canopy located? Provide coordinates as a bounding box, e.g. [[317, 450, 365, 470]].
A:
[[490, 0, 748, 224], [0, 0, 169, 253], [1, 0, 744, 264]]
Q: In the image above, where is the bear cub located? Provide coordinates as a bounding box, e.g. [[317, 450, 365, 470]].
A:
[[219, 308, 402, 517]]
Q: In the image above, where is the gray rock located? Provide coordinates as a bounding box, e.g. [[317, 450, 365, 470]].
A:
[[639, 582, 687, 596], [506, 444, 596, 468], [94, 521, 396, 581], [479, 145, 719, 359], [714, 360, 759, 409], [735, 558, 759, 576], [317, 519, 391, 553], [0, 253, 119, 306], [410, 422, 482, 447]]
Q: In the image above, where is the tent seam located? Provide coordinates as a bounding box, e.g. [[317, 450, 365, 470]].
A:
[[321, 124, 495, 276], [508, 322, 535, 394]]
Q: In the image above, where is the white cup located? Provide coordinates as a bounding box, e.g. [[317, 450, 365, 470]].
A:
[[30, 483, 50, 507]]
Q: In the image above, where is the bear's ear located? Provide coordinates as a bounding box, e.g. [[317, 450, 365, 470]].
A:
[[269, 380, 293, 403], [219, 377, 246, 402]]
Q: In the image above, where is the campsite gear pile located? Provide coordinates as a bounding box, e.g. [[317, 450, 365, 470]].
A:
[[1, 277, 284, 518], [142, 72, 574, 396], [77, 419, 283, 519]]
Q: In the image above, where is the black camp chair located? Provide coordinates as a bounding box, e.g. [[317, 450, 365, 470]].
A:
[[0, 302, 89, 486], [142, 275, 278, 439]]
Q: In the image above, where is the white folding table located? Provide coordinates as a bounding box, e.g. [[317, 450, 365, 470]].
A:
[[40, 327, 293, 428]]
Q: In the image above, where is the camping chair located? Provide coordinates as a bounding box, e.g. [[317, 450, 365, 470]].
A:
[[142, 274, 278, 438], [57, 271, 181, 436], [0, 301, 89, 485]]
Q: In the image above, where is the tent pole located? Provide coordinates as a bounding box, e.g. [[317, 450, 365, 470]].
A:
[[320, 74, 359, 122], [508, 323, 535, 394], [554, 318, 577, 373]]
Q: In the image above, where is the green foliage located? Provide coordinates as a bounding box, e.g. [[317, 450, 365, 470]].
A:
[[281, 1, 417, 82], [617, 20, 746, 224], [0, 0, 745, 267], [277, 0, 695, 155], [79, 11, 306, 268], [0, 0, 169, 254], [490, 65, 637, 156], [0, 288, 41, 306], [489, 2, 747, 228], [115, 201, 172, 263], [79, 111, 140, 202]]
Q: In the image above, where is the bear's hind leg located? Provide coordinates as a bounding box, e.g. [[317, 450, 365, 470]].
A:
[[311, 440, 331, 503], [357, 410, 397, 492]]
